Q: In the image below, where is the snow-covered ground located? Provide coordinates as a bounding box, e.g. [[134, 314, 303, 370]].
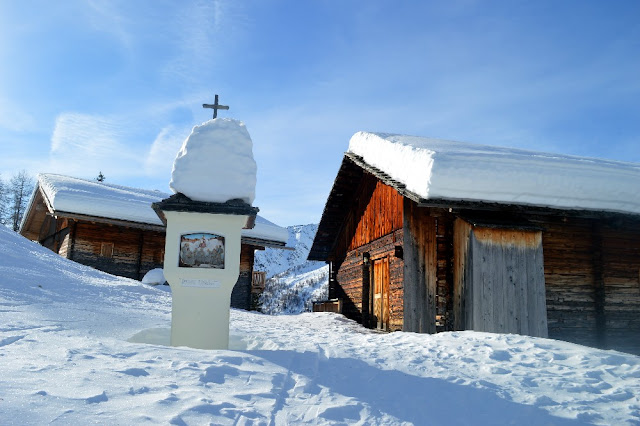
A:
[[1, 225, 639, 425]]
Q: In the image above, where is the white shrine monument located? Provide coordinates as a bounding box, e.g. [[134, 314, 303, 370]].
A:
[[153, 106, 259, 350]]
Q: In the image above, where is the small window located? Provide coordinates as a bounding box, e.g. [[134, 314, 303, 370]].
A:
[[100, 242, 114, 258]]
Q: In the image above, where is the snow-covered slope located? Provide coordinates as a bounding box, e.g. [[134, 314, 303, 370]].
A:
[[254, 224, 329, 314], [254, 223, 323, 279], [1, 226, 639, 425], [260, 264, 329, 314]]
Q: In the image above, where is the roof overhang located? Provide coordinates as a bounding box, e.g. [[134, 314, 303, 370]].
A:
[[308, 153, 640, 262]]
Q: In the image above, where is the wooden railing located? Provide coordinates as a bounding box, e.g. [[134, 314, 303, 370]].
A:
[[312, 299, 343, 313], [251, 271, 266, 292]]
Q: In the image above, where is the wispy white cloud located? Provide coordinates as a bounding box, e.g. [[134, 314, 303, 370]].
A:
[[162, 1, 249, 86], [49, 112, 144, 178], [145, 124, 189, 178]]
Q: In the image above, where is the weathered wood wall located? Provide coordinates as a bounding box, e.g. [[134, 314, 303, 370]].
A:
[[601, 220, 640, 354], [403, 200, 437, 333], [332, 174, 403, 258], [454, 219, 548, 337], [539, 215, 640, 354], [434, 211, 455, 331], [68, 221, 165, 280], [230, 244, 255, 310], [453, 219, 471, 332], [540, 217, 599, 348], [335, 231, 404, 330], [138, 230, 165, 278], [332, 175, 404, 330], [58, 220, 75, 259], [323, 168, 640, 353]]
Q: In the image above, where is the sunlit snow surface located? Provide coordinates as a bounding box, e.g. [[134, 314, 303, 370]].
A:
[[349, 132, 640, 215], [1, 225, 639, 425]]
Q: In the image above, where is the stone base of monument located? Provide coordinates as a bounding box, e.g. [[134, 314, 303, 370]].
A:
[[153, 193, 258, 350]]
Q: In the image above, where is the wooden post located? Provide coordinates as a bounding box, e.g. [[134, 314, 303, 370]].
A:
[[362, 253, 371, 327]]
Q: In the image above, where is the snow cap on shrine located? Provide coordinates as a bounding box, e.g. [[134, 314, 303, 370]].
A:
[[169, 118, 257, 205]]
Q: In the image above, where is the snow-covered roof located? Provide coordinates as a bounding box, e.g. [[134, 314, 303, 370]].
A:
[[34, 174, 288, 245], [348, 132, 640, 215], [249, 215, 289, 245], [39, 174, 167, 226]]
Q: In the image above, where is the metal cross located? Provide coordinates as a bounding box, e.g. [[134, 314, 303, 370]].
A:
[[202, 94, 229, 119]]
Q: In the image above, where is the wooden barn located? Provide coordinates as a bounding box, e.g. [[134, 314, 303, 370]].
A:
[[20, 174, 288, 310], [309, 132, 640, 355]]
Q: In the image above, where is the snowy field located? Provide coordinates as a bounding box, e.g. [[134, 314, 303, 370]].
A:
[[1, 225, 639, 425]]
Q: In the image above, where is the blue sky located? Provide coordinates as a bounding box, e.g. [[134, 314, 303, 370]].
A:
[[1, 1, 638, 226]]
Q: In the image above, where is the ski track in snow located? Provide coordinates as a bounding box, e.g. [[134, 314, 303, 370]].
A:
[[1, 225, 639, 425]]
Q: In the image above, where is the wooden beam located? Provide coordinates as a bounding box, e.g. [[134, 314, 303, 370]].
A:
[[50, 211, 165, 232]]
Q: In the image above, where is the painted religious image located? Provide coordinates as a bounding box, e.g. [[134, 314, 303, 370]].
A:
[[179, 233, 225, 269]]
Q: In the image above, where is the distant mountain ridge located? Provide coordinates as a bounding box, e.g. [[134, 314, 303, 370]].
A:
[[253, 223, 323, 279], [254, 224, 328, 314]]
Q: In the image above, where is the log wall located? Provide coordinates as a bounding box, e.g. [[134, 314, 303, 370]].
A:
[[230, 244, 256, 310], [525, 214, 640, 355], [601, 221, 640, 354], [540, 217, 599, 348], [335, 231, 404, 330], [69, 221, 165, 280], [332, 175, 404, 330]]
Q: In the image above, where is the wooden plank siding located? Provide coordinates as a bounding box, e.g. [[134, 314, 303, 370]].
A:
[[68, 221, 165, 280], [601, 222, 640, 354], [332, 175, 405, 330], [347, 178, 403, 251], [335, 231, 404, 329], [453, 220, 548, 337], [539, 217, 600, 348], [403, 199, 437, 333], [453, 219, 472, 332], [231, 244, 256, 310], [529, 215, 640, 354], [434, 210, 455, 330]]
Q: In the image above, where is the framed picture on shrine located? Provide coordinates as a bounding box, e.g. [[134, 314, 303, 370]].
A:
[[179, 232, 225, 269]]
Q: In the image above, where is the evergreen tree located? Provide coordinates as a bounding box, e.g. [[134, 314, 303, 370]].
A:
[[8, 170, 34, 231], [96, 171, 105, 182], [0, 174, 7, 226]]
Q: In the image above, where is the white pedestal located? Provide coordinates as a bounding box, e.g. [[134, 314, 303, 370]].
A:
[[162, 210, 248, 350]]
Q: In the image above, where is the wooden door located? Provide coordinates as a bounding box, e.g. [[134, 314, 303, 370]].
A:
[[372, 257, 390, 330], [453, 219, 548, 337]]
